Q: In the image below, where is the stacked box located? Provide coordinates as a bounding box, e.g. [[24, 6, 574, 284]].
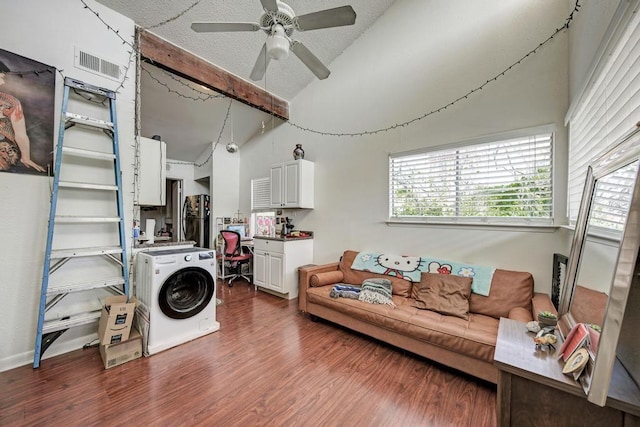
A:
[[97, 295, 138, 345], [99, 328, 142, 369]]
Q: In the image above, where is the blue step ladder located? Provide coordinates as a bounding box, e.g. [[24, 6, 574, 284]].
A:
[[33, 77, 130, 368]]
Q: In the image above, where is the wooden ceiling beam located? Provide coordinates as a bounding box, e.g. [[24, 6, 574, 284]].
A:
[[137, 29, 289, 121]]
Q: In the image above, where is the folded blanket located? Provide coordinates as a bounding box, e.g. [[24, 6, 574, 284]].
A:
[[422, 258, 495, 297], [330, 284, 361, 299], [358, 278, 395, 307], [351, 252, 423, 282]]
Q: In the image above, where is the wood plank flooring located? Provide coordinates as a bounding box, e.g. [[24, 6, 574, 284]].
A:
[[0, 280, 497, 426]]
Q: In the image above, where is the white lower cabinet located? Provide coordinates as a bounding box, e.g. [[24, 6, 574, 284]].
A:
[[253, 238, 313, 300]]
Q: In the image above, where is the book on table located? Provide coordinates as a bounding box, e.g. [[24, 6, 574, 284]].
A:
[[558, 322, 590, 362]]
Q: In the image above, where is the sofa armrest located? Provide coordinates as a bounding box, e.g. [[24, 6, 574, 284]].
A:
[[508, 307, 534, 323], [531, 292, 557, 318], [298, 262, 340, 312]]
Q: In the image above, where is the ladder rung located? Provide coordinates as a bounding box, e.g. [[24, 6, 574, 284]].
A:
[[65, 77, 116, 99], [58, 181, 118, 191], [62, 146, 116, 161], [50, 246, 123, 259], [55, 216, 122, 223], [43, 311, 101, 333], [65, 112, 114, 131], [47, 277, 125, 295]]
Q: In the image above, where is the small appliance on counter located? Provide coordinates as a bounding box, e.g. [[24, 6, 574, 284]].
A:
[[281, 217, 295, 236]]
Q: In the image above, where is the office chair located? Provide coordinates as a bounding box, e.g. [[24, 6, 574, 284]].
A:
[[219, 230, 253, 287]]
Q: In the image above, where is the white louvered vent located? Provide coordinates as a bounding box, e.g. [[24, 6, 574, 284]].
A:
[[74, 47, 122, 81], [251, 177, 271, 210]]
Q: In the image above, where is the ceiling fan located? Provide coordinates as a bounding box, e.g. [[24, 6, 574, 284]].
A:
[[191, 0, 357, 81]]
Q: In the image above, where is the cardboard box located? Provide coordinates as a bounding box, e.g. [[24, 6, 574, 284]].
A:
[[98, 295, 138, 345], [100, 328, 142, 369]]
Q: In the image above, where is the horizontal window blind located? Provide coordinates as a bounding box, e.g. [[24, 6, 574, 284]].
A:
[[590, 160, 639, 232], [251, 177, 271, 210], [389, 133, 553, 223], [567, 5, 640, 228]]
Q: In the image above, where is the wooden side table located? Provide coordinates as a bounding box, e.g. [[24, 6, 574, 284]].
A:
[[494, 318, 639, 427]]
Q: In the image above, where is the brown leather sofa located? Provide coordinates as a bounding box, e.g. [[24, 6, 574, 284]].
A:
[[298, 250, 556, 384]]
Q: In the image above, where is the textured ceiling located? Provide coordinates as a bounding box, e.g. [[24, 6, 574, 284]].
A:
[[96, 0, 396, 161], [98, 0, 397, 100]]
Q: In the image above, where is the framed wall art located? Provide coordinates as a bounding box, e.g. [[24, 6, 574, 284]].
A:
[[0, 48, 55, 176]]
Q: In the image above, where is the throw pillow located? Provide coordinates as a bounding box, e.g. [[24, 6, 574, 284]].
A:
[[413, 272, 473, 320], [310, 270, 344, 287], [358, 278, 394, 306]]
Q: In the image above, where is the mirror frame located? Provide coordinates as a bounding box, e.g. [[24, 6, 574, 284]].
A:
[[559, 125, 640, 406]]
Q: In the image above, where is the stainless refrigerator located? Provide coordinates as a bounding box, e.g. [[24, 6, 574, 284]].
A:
[[183, 194, 210, 248]]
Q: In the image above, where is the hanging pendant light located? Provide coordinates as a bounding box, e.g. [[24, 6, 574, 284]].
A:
[[226, 102, 239, 153]]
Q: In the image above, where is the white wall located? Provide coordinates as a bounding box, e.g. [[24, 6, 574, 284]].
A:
[[0, 0, 136, 371], [240, 0, 573, 292], [195, 142, 241, 221], [568, 0, 622, 99]]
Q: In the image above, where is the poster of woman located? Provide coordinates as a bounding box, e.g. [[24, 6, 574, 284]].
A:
[[0, 48, 55, 176]]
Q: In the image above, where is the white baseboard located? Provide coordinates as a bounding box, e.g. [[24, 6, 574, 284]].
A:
[[0, 333, 97, 372]]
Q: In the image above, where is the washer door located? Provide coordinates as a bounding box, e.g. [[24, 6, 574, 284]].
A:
[[158, 266, 214, 319]]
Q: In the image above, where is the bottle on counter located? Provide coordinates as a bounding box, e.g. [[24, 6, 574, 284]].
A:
[[132, 221, 140, 240]]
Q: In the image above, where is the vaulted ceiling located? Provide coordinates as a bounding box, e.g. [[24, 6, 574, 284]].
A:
[[96, 0, 397, 161]]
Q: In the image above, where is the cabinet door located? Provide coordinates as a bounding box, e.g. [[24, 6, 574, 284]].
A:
[[283, 161, 299, 207], [270, 164, 283, 207], [253, 250, 268, 287], [138, 137, 166, 206], [267, 252, 285, 292]]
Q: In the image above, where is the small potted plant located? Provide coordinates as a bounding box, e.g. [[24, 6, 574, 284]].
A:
[[538, 310, 558, 326]]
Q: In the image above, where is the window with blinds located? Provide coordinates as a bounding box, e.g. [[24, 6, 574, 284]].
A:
[[389, 131, 553, 224], [566, 3, 640, 230], [251, 177, 271, 210]]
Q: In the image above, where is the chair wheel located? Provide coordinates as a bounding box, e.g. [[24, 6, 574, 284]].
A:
[[228, 282, 234, 288]]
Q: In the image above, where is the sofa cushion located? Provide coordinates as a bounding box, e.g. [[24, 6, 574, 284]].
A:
[[306, 285, 498, 363], [413, 273, 472, 320], [310, 270, 344, 287], [339, 250, 412, 297], [468, 268, 534, 319]]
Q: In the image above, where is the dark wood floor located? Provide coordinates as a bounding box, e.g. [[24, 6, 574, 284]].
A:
[[1, 280, 497, 426]]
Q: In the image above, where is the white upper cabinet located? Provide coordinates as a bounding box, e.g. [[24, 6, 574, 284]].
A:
[[138, 136, 166, 206], [270, 159, 314, 208]]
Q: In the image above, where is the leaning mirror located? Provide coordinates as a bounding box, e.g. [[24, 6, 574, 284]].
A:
[[559, 126, 640, 408]]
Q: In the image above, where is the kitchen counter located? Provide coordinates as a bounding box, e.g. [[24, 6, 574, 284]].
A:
[[253, 231, 314, 242]]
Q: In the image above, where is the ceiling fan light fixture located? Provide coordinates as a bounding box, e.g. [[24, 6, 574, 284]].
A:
[[266, 25, 289, 60]]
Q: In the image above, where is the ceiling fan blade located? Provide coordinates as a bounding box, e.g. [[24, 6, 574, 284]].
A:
[[290, 41, 330, 80], [191, 22, 261, 33], [260, 0, 279, 13], [295, 6, 357, 31], [250, 43, 271, 81]]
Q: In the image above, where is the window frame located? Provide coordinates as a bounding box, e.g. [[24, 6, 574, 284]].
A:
[[388, 125, 556, 228]]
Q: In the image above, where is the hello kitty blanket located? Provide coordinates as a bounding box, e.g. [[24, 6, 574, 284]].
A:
[[350, 252, 495, 296]]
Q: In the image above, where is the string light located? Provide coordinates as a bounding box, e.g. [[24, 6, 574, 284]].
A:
[[144, 0, 202, 30], [192, 98, 234, 167], [3, 68, 54, 77], [77, 0, 582, 138], [141, 64, 225, 101], [286, 0, 582, 137]]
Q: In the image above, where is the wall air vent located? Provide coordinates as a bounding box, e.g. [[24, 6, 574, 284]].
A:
[[74, 47, 122, 81]]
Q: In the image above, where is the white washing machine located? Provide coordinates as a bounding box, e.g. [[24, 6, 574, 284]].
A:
[[135, 247, 220, 355]]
